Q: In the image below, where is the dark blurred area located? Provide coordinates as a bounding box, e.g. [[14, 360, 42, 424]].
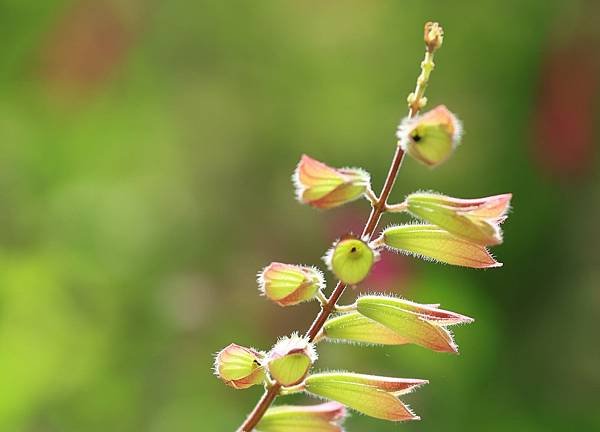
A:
[[0, 1, 598, 431]]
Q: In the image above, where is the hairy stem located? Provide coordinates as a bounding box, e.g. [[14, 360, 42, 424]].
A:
[[238, 23, 442, 432]]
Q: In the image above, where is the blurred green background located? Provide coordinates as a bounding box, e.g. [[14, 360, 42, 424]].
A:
[[1, 1, 599, 431]]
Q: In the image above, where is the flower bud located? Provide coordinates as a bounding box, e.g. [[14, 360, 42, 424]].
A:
[[382, 224, 501, 268], [424, 21, 444, 52], [406, 192, 512, 246], [305, 372, 427, 421], [356, 295, 474, 353], [323, 236, 377, 285], [293, 155, 371, 209], [397, 105, 462, 167], [258, 402, 346, 432], [258, 263, 325, 307], [267, 334, 317, 386], [214, 343, 266, 389]]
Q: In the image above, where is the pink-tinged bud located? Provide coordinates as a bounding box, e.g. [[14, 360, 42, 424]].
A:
[[397, 105, 462, 167], [323, 235, 378, 285], [267, 334, 317, 386], [305, 372, 427, 421], [258, 263, 325, 307], [293, 155, 371, 209], [382, 224, 502, 268], [407, 192, 512, 246], [258, 402, 347, 432], [356, 295, 474, 353], [213, 343, 266, 389]]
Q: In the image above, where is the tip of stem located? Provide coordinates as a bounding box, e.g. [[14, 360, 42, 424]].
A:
[[424, 22, 443, 52]]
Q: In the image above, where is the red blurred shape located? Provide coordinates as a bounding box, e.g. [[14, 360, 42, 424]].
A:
[[534, 43, 598, 178], [39, 0, 132, 91]]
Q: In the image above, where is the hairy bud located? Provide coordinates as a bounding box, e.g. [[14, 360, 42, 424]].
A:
[[293, 155, 371, 209], [214, 343, 266, 389], [323, 236, 377, 285], [424, 21, 444, 52], [267, 334, 317, 386], [397, 105, 462, 167], [258, 262, 325, 307]]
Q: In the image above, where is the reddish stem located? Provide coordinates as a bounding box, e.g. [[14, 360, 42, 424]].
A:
[[238, 25, 440, 431], [239, 145, 405, 431]]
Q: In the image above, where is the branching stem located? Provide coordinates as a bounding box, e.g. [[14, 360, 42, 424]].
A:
[[238, 23, 442, 432]]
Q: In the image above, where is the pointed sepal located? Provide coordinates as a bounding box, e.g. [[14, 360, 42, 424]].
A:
[[406, 192, 512, 245], [381, 224, 502, 268], [257, 402, 347, 432], [356, 295, 474, 353], [323, 311, 410, 345], [305, 372, 426, 421]]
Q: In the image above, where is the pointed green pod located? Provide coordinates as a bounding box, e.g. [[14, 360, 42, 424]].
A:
[[356, 295, 474, 353], [406, 192, 511, 246], [304, 373, 426, 421], [257, 402, 346, 432], [323, 312, 410, 345], [382, 224, 501, 268]]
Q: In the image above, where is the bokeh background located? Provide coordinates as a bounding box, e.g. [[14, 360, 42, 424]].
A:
[[1, 1, 599, 431]]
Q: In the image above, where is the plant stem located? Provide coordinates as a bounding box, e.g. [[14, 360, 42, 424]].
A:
[[238, 384, 281, 432], [237, 23, 442, 432]]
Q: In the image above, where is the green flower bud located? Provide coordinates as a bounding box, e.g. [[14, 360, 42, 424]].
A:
[[267, 334, 317, 386], [323, 236, 377, 285], [293, 155, 371, 209], [397, 105, 462, 167], [214, 343, 266, 389], [258, 262, 324, 307]]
